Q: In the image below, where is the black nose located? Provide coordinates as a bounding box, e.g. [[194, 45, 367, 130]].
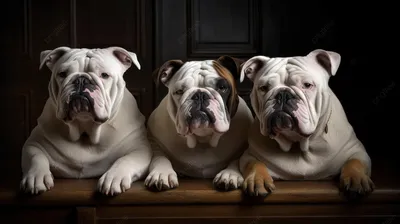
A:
[[191, 91, 210, 101], [73, 76, 90, 85], [275, 90, 295, 104], [73, 76, 91, 91]]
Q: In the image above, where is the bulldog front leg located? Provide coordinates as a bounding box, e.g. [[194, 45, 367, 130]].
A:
[[339, 151, 374, 200], [20, 144, 54, 194], [144, 133, 179, 191], [242, 160, 275, 197], [213, 159, 244, 191], [144, 151, 179, 191], [97, 139, 152, 196]]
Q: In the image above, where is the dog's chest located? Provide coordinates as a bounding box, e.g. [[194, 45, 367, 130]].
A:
[[255, 135, 343, 180], [153, 128, 246, 178], [44, 129, 129, 178]]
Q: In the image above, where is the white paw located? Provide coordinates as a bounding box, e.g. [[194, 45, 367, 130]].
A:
[[144, 170, 179, 191], [97, 170, 132, 196], [213, 168, 244, 191], [20, 169, 54, 194]]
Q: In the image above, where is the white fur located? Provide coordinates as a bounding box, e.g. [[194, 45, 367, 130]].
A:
[[213, 159, 244, 190], [20, 47, 152, 195], [239, 49, 371, 180], [167, 61, 231, 147], [146, 61, 254, 190]]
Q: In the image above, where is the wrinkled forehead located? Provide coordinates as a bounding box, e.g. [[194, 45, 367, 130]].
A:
[[172, 60, 220, 86], [55, 48, 119, 72], [258, 56, 324, 82]]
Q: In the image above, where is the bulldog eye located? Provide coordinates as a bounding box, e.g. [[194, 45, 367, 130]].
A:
[[303, 82, 313, 89], [58, 72, 67, 78], [258, 85, 269, 92], [217, 84, 228, 92], [101, 73, 110, 79], [175, 89, 184, 95]]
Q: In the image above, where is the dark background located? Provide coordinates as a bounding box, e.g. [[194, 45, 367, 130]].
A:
[[0, 0, 397, 176]]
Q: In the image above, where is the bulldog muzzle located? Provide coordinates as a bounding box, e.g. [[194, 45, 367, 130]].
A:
[[66, 76, 97, 121], [267, 89, 299, 136], [187, 91, 216, 128]]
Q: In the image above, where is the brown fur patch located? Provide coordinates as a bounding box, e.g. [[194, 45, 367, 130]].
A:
[[212, 61, 239, 118], [242, 160, 275, 197], [340, 159, 375, 194], [339, 159, 375, 201], [341, 159, 369, 179], [243, 161, 273, 182]]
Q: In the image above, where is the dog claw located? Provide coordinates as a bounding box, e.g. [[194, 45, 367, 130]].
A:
[[213, 168, 243, 191], [339, 175, 374, 201]]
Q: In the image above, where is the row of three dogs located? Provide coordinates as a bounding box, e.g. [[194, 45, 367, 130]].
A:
[[20, 46, 374, 200]]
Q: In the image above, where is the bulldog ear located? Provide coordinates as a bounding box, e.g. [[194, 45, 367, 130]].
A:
[[110, 47, 141, 70], [227, 94, 239, 119], [39, 46, 71, 71], [308, 49, 341, 76], [213, 56, 241, 118], [215, 55, 245, 82], [239, 56, 269, 82], [153, 60, 184, 87]]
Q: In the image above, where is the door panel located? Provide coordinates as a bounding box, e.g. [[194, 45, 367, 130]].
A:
[[153, 0, 279, 106], [188, 0, 260, 57]]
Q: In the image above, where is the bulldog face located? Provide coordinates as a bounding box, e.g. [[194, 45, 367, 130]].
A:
[[240, 49, 340, 149], [154, 56, 243, 148], [39, 46, 140, 124]]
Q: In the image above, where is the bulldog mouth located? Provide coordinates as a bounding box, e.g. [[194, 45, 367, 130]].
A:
[[198, 110, 216, 123], [70, 95, 91, 112], [267, 111, 296, 137], [65, 93, 96, 121], [185, 108, 216, 131], [178, 93, 229, 138]]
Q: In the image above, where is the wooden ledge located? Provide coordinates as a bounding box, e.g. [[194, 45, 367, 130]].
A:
[[1, 158, 399, 207], [1, 178, 399, 206]]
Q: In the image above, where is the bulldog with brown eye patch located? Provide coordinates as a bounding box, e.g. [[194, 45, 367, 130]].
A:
[[145, 56, 254, 191], [238, 49, 374, 201]]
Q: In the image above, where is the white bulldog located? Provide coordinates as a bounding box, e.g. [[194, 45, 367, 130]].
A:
[[145, 56, 254, 191], [20, 46, 152, 196], [239, 49, 374, 200]]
